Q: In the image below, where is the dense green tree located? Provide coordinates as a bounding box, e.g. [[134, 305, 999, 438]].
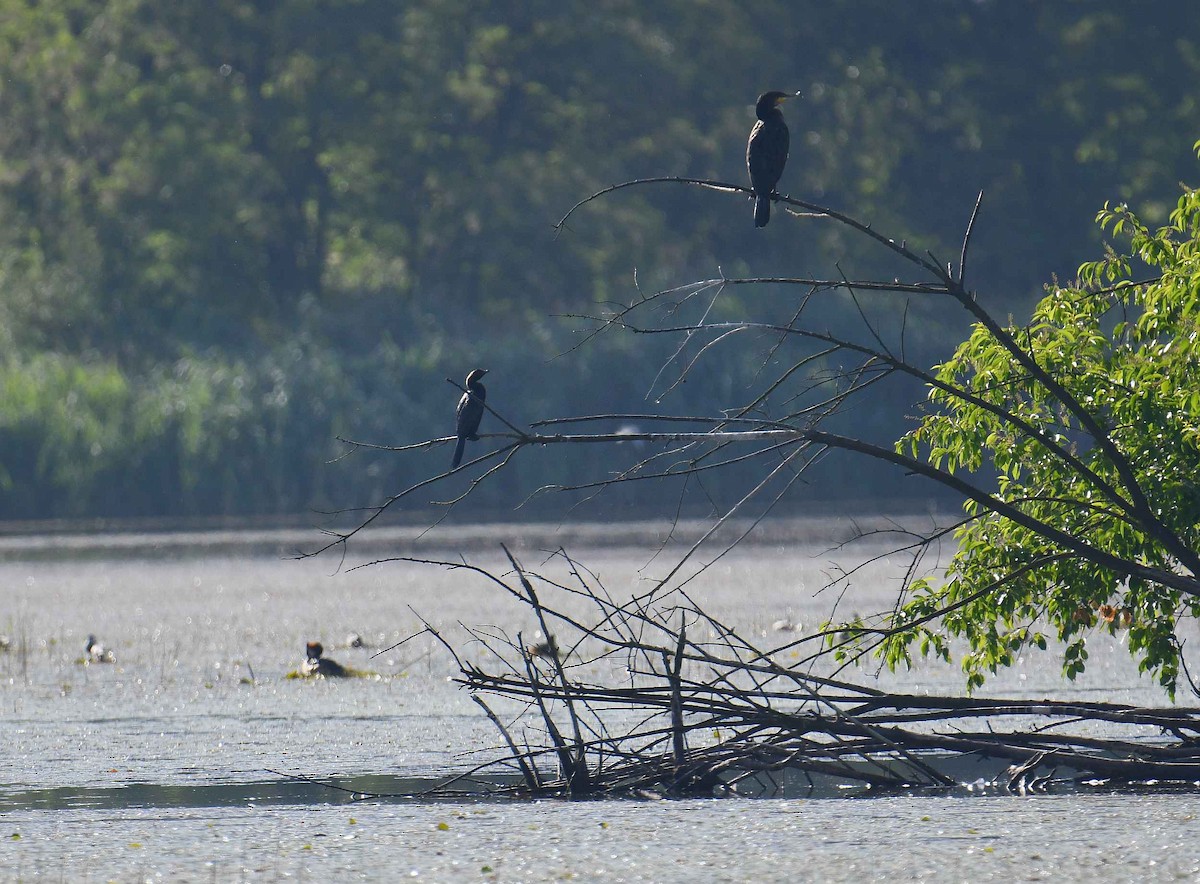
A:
[[0, 0, 1199, 518], [879, 157, 1200, 695]]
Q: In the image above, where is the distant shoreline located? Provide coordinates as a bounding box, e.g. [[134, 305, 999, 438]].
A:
[[0, 508, 954, 562]]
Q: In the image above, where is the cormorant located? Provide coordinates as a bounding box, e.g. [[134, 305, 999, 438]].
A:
[[301, 641, 347, 677], [451, 368, 488, 468], [746, 91, 797, 227]]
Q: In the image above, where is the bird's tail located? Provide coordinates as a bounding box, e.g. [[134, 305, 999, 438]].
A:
[[754, 194, 771, 227], [451, 436, 466, 469]]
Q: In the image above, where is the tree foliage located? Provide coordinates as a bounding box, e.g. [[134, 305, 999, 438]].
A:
[[2, 1, 1200, 518], [882, 147, 1200, 695]]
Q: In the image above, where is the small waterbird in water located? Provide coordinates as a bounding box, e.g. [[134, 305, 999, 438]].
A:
[[301, 641, 348, 677], [771, 616, 801, 634], [525, 635, 561, 662], [85, 634, 115, 664]]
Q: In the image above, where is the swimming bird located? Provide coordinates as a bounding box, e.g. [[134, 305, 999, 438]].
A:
[[85, 634, 115, 663], [525, 635, 561, 662], [746, 90, 798, 227], [301, 641, 348, 677], [451, 368, 488, 468], [771, 616, 801, 634]]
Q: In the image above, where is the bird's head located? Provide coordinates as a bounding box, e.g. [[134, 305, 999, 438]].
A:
[[306, 641, 324, 660], [755, 90, 801, 117], [465, 368, 489, 385]]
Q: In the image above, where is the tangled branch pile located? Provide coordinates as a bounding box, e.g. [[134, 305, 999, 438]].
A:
[[418, 549, 1200, 799]]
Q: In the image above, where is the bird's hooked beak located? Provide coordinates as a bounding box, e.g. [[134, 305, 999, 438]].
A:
[[779, 91, 802, 105]]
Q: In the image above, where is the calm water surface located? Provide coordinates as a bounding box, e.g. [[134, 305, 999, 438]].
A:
[[1, 519, 1197, 881]]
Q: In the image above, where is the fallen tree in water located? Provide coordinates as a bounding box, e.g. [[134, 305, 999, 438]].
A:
[[307, 148, 1200, 798], [319, 164, 1200, 700], [387, 548, 1200, 799]]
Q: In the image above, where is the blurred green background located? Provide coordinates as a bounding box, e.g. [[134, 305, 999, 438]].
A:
[[0, 0, 1196, 522]]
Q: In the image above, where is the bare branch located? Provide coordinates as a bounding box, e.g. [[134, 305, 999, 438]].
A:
[[958, 190, 984, 286], [555, 176, 946, 278]]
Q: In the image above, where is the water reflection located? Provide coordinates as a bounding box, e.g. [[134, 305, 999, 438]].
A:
[[0, 519, 1181, 809], [0, 774, 515, 811]]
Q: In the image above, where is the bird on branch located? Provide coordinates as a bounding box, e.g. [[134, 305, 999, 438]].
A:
[[452, 368, 488, 468], [746, 90, 799, 227]]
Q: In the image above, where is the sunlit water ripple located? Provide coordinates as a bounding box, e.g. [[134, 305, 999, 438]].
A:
[[1, 518, 1198, 881]]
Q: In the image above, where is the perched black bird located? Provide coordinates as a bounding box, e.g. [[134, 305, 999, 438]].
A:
[[451, 368, 488, 468], [746, 90, 797, 227]]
